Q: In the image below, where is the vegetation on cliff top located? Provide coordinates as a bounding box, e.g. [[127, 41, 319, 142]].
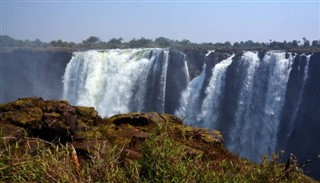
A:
[[0, 97, 317, 182], [1, 35, 319, 53]]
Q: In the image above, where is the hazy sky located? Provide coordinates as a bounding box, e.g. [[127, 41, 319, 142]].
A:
[[1, 0, 319, 44]]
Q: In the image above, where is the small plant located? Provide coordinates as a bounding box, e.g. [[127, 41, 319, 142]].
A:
[[0, 138, 128, 182], [139, 133, 216, 183], [0, 124, 316, 183]]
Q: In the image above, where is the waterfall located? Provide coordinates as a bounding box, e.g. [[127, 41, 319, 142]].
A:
[[286, 54, 311, 140], [225, 51, 294, 161], [62, 49, 318, 174], [228, 51, 261, 159], [197, 54, 235, 128], [63, 48, 169, 117], [174, 51, 294, 161], [159, 50, 169, 113], [262, 52, 293, 154], [175, 63, 206, 125]]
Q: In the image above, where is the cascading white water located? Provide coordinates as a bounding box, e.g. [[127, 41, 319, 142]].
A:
[[286, 54, 311, 139], [228, 51, 261, 159], [158, 51, 169, 113], [62, 49, 316, 168], [175, 63, 206, 124], [63, 48, 169, 117], [197, 54, 235, 128], [175, 51, 295, 161], [227, 51, 294, 161], [262, 52, 293, 155]]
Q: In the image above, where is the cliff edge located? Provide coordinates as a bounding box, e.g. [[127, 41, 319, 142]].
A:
[[0, 97, 316, 182]]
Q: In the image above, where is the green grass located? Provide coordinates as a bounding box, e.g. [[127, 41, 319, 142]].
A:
[[0, 128, 315, 183]]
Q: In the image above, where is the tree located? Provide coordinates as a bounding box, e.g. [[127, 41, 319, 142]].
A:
[[180, 39, 191, 45], [108, 37, 123, 44], [83, 36, 101, 44], [69, 42, 76, 48], [155, 37, 172, 47], [0, 35, 16, 47], [311, 40, 319, 47], [233, 42, 240, 47], [50, 39, 70, 47], [129, 37, 153, 48], [302, 37, 310, 47], [224, 41, 232, 47], [50, 40, 57, 47], [303, 40, 310, 47], [291, 40, 299, 48], [244, 40, 255, 47], [34, 39, 42, 47], [138, 37, 153, 46]]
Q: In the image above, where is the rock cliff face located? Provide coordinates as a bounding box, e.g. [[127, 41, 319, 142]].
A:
[[283, 53, 320, 179], [1, 48, 319, 180], [1, 97, 318, 182], [0, 49, 72, 103], [0, 97, 224, 164]]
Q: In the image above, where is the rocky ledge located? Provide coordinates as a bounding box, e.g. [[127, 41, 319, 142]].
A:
[[0, 97, 225, 164], [1, 97, 317, 182]]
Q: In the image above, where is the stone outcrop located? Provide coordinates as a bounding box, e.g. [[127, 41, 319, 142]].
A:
[[0, 97, 224, 164]]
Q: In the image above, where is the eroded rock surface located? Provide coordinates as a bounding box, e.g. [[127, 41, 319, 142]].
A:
[[1, 97, 224, 163]]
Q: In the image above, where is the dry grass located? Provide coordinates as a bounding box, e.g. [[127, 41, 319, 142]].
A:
[[0, 126, 315, 183]]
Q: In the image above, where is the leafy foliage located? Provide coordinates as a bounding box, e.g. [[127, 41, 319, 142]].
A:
[[2, 35, 319, 51], [82, 36, 101, 44]]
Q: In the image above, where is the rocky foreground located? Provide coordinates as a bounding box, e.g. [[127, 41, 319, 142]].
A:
[[0, 97, 317, 182]]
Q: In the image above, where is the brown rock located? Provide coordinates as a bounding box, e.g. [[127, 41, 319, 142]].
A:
[[201, 129, 223, 145], [110, 112, 150, 126], [18, 138, 52, 156], [0, 123, 26, 138], [75, 106, 98, 126], [72, 139, 111, 159], [115, 125, 149, 139], [39, 100, 70, 113], [0, 123, 26, 146], [184, 146, 204, 158], [123, 149, 143, 160], [0, 97, 44, 111], [2, 107, 43, 127], [160, 113, 183, 124]]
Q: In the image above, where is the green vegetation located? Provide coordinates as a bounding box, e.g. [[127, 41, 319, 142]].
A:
[[1, 35, 319, 51], [0, 96, 317, 182], [0, 125, 314, 182]]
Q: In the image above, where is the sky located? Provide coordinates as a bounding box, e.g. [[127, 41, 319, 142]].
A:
[[1, 0, 319, 44]]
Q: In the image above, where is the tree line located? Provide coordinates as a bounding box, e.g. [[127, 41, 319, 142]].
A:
[[1, 35, 319, 50]]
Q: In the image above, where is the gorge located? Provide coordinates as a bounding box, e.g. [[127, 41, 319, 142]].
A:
[[1, 47, 319, 179]]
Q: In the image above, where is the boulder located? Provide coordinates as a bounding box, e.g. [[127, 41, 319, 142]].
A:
[[72, 139, 111, 160], [114, 125, 149, 139], [0, 123, 26, 146], [39, 100, 70, 113], [75, 106, 99, 126], [17, 138, 53, 156], [108, 112, 183, 127], [0, 123, 26, 138], [0, 97, 225, 167], [109, 112, 151, 126], [123, 149, 143, 160], [0, 97, 91, 143], [0, 97, 44, 111], [2, 107, 43, 127]]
